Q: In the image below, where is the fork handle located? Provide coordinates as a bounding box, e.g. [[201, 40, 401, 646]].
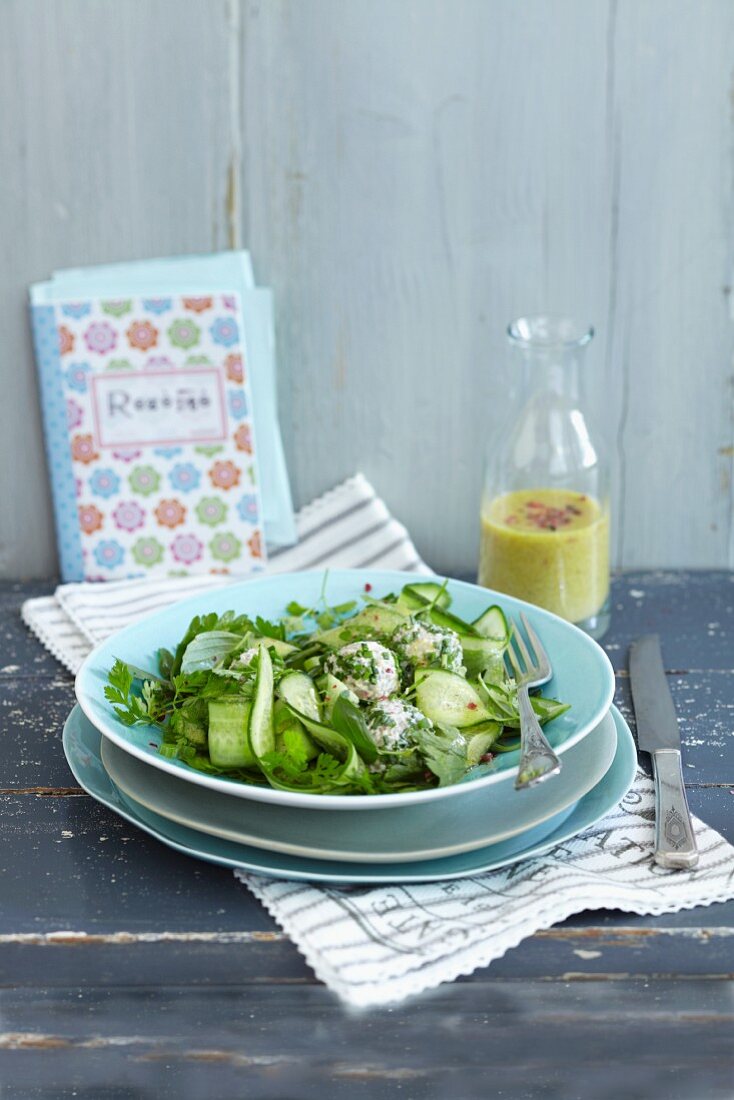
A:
[[515, 684, 561, 790]]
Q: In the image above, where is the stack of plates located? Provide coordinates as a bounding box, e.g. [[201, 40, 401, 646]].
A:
[[68, 569, 636, 885]]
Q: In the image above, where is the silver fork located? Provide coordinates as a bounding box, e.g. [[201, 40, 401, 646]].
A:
[[505, 612, 561, 790]]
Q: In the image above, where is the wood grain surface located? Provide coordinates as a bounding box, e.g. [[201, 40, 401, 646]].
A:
[[2, 2, 734, 577], [0, 572, 732, 1098]]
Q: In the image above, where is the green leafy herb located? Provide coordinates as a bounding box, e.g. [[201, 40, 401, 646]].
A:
[[479, 677, 570, 728], [179, 630, 243, 673], [169, 699, 208, 747], [413, 724, 469, 787], [104, 659, 154, 725], [254, 616, 286, 641], [281, 725, 310, 769], [331, 694, 378, 764], [158, 648, 175, 679], [261, 748, 347, 790], [113, 659, 165, 684], [170, 613, 219, 676]]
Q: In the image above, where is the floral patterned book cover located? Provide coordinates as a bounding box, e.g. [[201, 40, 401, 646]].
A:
[[30, 292, 267, 581]]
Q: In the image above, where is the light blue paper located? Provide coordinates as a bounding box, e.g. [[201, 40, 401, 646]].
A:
[[31, 251, 295, 548], [29, 304, 85, 580], [50, 251, 255, 292]]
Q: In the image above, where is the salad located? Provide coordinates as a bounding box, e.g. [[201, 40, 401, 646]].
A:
[[105, 579, 569, 795]]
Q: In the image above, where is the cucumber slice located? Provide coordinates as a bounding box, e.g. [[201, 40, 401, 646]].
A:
[[263, 637, 300, 658], [273, 698, 318, 761], [323, 673, 358, 719], [463, 718, 504, 737], [465, 722, 503, 766], [493, 737, 521, 753], [472, 605, 509, 643], [243, 631, 298, 659], [398, 582, 452, 612], [277, 671, 322, 722], [415, 670, 491, 728], [480, 650, 507, 686], [207, 700, 255, 768], [397, 588, 479, 637], [248, 644, 275, 761], [316, 605, 406, 648], [460, 636, 507, 679], [423, 606, 479, 636]]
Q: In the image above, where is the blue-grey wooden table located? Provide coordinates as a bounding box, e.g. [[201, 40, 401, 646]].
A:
[[1, 573, 733, 1099]]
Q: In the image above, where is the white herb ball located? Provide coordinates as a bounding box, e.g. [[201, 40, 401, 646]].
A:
[[391, 618, 464, 674], [324, 640, 399, 702], [365, 698, 431, 753]]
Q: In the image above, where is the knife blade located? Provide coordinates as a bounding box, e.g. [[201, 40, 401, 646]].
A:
[[629, 634, 681, 753], [629, 634, 698, 869]]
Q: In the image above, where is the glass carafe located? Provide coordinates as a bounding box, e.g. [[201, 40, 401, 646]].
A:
[[478, 316, 610, 638]]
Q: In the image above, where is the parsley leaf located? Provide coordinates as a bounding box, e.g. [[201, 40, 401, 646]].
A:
[[104, 659, 153, 726], [254, 616, 286, 641]]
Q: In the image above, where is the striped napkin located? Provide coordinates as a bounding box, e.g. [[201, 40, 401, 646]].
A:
[[21, 474, 734, 1008], [241, 775, 734, 1006], [22, 473, 428, 673]]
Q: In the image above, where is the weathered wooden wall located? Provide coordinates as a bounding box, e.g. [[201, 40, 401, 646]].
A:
[[1, 0, 733, 578]]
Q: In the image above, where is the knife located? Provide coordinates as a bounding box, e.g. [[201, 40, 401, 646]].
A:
[[629, 634, 698, 870]]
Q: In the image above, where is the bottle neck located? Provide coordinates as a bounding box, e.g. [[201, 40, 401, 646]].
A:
[[519, 347, 582, 402], [508, 316, 593, 405]]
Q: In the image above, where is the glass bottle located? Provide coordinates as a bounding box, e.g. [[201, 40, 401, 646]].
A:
[[478, 316, 610, 638]]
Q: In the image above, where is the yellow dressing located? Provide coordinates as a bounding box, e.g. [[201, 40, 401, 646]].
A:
[[478, 488, 609, 623]]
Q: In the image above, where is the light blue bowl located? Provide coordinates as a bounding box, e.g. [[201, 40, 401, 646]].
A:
[[75, 569, 615, 810]]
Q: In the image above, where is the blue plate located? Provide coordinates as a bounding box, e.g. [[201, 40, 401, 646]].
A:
[[100, 709, 617, 861], [74, 569, 616, 811], [63, 705, 637, 884]]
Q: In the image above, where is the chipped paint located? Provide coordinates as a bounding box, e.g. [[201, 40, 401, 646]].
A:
[[558, 972, 631, 981], [2, 926, 731, 950], [0, 787, 85, 797], [537, 926, 734, 943], [333, 1065, 427, 1080], [0, 1032, 166, 1052], [561, 974, 734, 985], [0, 929, 288, 946], [0, 1033, 71, 1050]]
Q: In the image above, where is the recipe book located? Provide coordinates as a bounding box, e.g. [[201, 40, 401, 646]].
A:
[[30, 253, 296, 582]]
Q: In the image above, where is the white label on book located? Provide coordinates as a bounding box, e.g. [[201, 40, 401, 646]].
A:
[[91, 369, 227, 448]]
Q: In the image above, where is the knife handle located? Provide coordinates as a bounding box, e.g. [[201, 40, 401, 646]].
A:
[[651, 750, 699, 869]]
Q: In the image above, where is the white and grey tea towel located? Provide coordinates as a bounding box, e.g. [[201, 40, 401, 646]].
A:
[[242, 778, 734, 1006], [21, 473, 734, 1008]]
